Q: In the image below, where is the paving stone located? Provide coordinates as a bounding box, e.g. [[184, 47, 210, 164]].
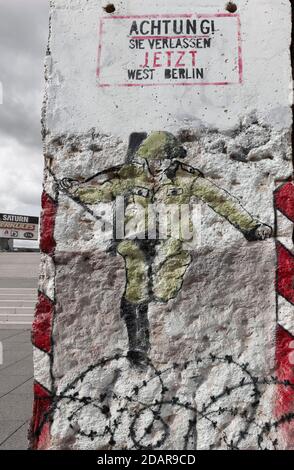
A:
[[0, 421, 29, 450]]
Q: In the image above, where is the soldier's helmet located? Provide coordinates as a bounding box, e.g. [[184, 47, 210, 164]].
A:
[[136, 131, 187, 161]]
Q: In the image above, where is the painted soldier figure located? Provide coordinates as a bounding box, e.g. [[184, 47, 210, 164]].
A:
[[61, 131, 272, 364]]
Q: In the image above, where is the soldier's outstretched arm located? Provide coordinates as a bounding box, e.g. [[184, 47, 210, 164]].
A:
[[59, 163, 143, 204], [191, 176, 272, 241]]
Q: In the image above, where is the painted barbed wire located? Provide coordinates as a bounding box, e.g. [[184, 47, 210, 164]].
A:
[[39, 354, 294, 450]]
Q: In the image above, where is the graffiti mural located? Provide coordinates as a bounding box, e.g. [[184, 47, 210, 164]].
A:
[[58, 131, 272, 364], [34, 353, 294, 450], [30, 117, 294, 449]]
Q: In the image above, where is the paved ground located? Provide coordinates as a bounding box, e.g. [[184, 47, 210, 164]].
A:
[[0, 288, 36, 328], [0, 253, 40, 289], [0, 329, 33, 450], [0, 252, 39, 450]]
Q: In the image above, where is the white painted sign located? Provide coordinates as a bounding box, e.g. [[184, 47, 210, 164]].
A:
[[0, 213, 39, 241], [97, 13, 242, 87]]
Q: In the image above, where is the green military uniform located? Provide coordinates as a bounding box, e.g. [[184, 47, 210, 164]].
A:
[[63, 132, 271, 364]]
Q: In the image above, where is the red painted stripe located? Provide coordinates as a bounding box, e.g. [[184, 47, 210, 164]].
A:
[[31, 190, 56, 448], [98, 81, 235, 87], [40, 191, 57, 256], [275, 182, 294, 223], [32, 293, 54, 353], [129, 35, 211, 40], [237, 15, 243, 84], [103, 14, 194, 20], [277, 242, 294, 305], [30, 382, 52, 450], [102, 13, 239, 20], [275, 324, 294, 447], [197, 13, 239, 18], [96, 18, 103, 79]]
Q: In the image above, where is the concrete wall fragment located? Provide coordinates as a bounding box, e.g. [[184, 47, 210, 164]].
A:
[[30, 0, 294, 450]]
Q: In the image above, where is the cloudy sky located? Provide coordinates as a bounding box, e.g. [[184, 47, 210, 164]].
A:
[[0, 0, 49, 246]]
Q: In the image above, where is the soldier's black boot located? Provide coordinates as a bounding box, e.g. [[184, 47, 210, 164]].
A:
[[120, 297, 150, 366]]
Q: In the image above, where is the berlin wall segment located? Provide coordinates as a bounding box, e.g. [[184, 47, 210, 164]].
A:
[[30, 0, 294, 450]]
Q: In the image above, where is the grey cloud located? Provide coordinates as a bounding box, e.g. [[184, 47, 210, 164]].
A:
[[0, 0, 48, 231], [0, 0, 49, 58], [0, 0, 49, 148]]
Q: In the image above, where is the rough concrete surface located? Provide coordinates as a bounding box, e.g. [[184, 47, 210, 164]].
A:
[[31, 0, 294, 450]]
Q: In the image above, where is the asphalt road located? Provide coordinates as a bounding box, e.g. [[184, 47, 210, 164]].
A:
[[0, 252, 39, 450], [0, 329, 33, 450]]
